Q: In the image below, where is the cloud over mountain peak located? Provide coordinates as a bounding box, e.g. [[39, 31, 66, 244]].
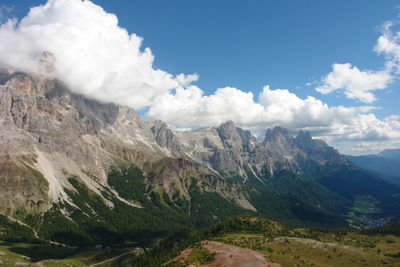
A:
[[0, 0, 185, 108], [0, 0, 399, 154]]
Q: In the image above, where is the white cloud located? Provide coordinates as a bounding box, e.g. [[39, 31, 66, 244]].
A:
[[375, 22, 400, 73], [350, 140, 400, 155], [147, 84, 400, 145], [341, 114, 400, 140], [147, 85, 265, 129], [316, 63, 393, 103], [316, 21, 400, 104], [0, 0, 189, 109], [311, 20, 400, 153]]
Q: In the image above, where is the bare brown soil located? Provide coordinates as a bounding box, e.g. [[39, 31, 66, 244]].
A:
[[168, 240, 281, 267]]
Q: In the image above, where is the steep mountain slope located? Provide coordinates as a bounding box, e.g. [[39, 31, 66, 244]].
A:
[[1, 69, 400, 246], [0, 70, 250, 208]]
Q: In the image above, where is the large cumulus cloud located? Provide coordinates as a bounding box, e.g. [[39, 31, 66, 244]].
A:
[[147, 84, 400, 143], [0, 0, 183, 108]]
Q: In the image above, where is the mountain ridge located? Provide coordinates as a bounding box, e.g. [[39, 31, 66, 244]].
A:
[[347, 148, 400, 179], [1, 69, 400, 246]]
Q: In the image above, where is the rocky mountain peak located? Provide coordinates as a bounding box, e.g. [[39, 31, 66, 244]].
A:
[[262, 126, 296, 156], [263, 126, 290, 144], [150, 120, 182, 152], [1, 70, 60, 97], [217, 121, 255, 152], [295, 130, 313, 146], [217, 121, 237, 137]]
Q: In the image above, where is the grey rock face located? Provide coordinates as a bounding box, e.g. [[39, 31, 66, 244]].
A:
[[149, 120, 183, 154]]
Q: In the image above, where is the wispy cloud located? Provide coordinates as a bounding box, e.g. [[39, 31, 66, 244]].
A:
[[375, 21, 400, 73], [0, 5, 13, 23]]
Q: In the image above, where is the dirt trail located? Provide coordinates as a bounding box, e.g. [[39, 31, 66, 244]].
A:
[[202, 241, 281, 267], [88, 248, 140, 267], [170, 240, 281, 267]]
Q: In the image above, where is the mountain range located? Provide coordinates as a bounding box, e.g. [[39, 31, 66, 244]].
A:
[[1, 68, 400, 246], [347, 149, 400, 180]]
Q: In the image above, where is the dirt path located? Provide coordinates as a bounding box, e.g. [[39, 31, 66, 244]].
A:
[[202, 241, 281, 267], [169, 241, 281, 267], [88, 250, 137, 267]]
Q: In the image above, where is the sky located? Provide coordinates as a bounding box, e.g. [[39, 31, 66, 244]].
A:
[[0, 0, 399, 155]]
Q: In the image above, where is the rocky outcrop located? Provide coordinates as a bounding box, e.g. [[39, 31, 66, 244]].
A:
[[149, 120, 183, 155]]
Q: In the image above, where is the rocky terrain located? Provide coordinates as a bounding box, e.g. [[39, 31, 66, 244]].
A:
[[0, 70, 249, 214]]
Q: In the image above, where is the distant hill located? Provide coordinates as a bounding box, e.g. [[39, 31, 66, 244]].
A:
[[347, 149, 400, 179], [379, 148, 400, 161]]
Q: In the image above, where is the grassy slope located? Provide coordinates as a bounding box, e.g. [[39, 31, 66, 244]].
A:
[[1, 216, 399, 266], [118, 215, 400, 267], [215, 231, 400, 267], [0, 242, 138, 266]]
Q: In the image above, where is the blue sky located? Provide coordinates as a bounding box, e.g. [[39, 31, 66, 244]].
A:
[[95, 0, 398, 117], [1, 0, 399, 154]]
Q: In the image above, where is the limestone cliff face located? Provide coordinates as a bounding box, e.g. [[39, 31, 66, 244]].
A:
[[0, 70, 352, 218]]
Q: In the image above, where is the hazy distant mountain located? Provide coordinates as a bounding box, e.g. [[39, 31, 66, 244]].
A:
[[378, 149, 400, 161], [347, 150, 400, 179], [1, 69, 400, 246]]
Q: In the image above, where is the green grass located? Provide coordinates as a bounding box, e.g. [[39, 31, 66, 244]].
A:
[[350, 195, 380, 215], [165, 243, 216, 267], [0, 242, 137, 267], [2, 215, 400, 267], [214, 231, 400, 266], [186, 243, 215, 266]]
